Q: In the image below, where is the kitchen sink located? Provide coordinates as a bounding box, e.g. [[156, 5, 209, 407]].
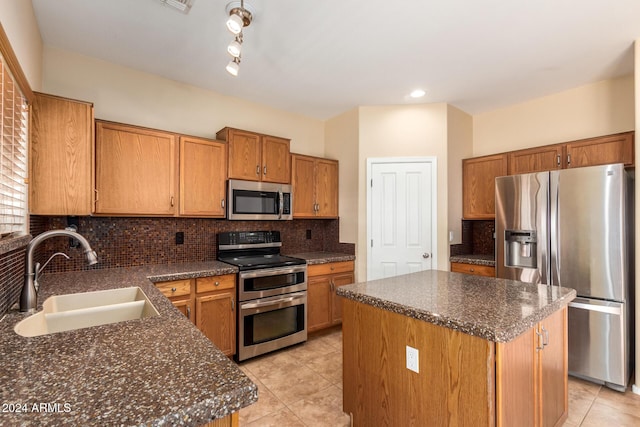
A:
[[14, 287, 159, 337]]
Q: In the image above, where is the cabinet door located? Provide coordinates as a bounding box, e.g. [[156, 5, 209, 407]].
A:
[[463, 154, 508, 219], [171, 298, 194, 324], [539, 307, 568, 427], [508, 144, 564, 175], [308, 276, 332, 332], [179, 136, 227, 217], [196, 291, 236, 356], [227, 129, 261, 181], [95, 121, 177, 215], [316, 159, 339, 218], [29, 93, 94, 215], [262, 135, 291, 183], [566, 132, 634, 168], [292, 154, 317, 218], [331, 272, 354, 325]]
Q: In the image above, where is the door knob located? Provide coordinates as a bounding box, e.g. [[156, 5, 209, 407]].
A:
[[422, 253, 430, 259]]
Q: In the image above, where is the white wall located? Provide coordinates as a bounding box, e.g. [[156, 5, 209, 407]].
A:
[[43, 47, 325, 156], [325, 108, 359, 246], [446, 105, 473, 245], [0, 2, 43, 90], [357, 104, 449, 280], [473, 75, 634, 156]]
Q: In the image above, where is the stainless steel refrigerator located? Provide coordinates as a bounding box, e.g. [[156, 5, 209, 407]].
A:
[[495, 163, 634, 391]]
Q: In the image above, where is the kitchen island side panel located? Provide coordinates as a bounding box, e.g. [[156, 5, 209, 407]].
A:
[[342, 299, 496, 426]]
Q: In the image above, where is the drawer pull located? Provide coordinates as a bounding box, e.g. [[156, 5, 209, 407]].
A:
[[186, 306, 191, 319], [171, 287, 177, 292], [215, 281, 220, 286], [469, 268, 475, 272]]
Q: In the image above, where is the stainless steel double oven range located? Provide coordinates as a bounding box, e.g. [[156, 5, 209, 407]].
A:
[[218, 231, 307, 361]]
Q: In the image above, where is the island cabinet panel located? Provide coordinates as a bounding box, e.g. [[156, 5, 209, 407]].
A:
[[508, 144, 565, 175], [342, 299, 496, 426], [29, 92, 94, 215], [95, 121, 178, 215], [202, 412, 239, 427], [463, 154, 508, 219], [179, 136, 227, 217], [496, 307, 568, 427]]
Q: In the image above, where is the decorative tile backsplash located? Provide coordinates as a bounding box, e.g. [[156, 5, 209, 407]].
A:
[[30, 216, 354, 274], [0, 246, 26, 316], [449, 220, 495, 257]]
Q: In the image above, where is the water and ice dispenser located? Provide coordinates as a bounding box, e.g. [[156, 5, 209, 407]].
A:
[[504, 230, 537, 269]]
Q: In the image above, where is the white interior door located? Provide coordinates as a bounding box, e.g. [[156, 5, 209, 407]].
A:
[[368, 159, 436, 280]]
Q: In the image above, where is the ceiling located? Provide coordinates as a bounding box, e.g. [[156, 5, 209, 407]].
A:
[[31, 0, 640, 120]]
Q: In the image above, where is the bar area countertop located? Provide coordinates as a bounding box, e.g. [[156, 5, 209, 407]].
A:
[[336, 269, 575, 342], [449, 254, 496, 267]]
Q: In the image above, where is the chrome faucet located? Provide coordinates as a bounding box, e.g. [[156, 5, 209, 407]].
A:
[[20, 229, 98, 313]]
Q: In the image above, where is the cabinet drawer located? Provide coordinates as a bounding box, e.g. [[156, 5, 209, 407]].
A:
[[308, 260, 355, 277], [451, 262, 495, 277], [196, 274, 235, 293], [155, 279, 192, 297]]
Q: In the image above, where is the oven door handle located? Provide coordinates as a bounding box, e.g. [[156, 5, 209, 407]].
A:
[[241, 292, 306, 309], [240, 265, 307, 279]]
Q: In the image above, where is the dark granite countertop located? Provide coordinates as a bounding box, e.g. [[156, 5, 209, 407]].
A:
[[450, 254, 496, 267], [336, 269, 575, 343], [288, 252, 355, 265], [0, 262, 255, 427]]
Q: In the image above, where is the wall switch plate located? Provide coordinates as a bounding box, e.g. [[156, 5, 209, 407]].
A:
[[175, 231, 184, 245], [406, 345, 419, 373]]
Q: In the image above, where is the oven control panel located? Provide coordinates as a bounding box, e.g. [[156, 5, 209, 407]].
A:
[[218, 231, 281, 246]]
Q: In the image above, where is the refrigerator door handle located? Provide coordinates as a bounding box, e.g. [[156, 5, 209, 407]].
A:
[[549, 171, 560, 286], [569, 301, 622, 315]]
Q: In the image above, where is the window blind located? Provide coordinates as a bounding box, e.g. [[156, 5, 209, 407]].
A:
[[0, 55, 27, 236]]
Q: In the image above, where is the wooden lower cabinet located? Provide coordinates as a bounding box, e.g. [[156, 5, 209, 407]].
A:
[[451, 262, 496, 277], [307, 261, 354, 332], [201, 412, 238, 427], [343, 300, 568, 427], [155, 274, 236, 356]]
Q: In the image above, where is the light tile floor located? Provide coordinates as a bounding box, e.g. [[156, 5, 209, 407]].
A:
[[238, 326, 640, 426]]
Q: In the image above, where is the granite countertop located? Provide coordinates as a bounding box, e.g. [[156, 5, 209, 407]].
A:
[[288, 252, 355, 265], [450, 254, 496, 267], [336, 269, 575, 343], [0, 261, 256, 427]]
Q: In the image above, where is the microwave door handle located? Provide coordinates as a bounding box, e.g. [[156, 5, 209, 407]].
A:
[[278, 190, 284, 219]]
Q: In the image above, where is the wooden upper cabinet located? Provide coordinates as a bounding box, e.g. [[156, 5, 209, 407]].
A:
[[216, 127, 291, 183], [179, 136, 227, 217], [508, 144, 565, 175], [29, 92, 94, 215], [292, 154, 339, 218], [462, 154, 507, 219], [262, 135, 292, 183], [95, 121, 178, 215], [566, 132, 634, 168]]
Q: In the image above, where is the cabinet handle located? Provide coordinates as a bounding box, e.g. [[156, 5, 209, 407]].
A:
[[221, 199, 225, 209], [542, 326, 549, 347], [231, 299, 235, 311], [556, 155, 561, 166], [186, 306, 191, 319], [94, 189, 99, 203], [567, 154, 571, 165], [331, 282, 334, 291], [171, 287, 177, 293], [535, 328, 544, 351], [469, 268, 475, 272], [263, 165, 267, 175], [215, 281, 220, 286], [256, 165, 260, 175], [170, 196, 175, 207]]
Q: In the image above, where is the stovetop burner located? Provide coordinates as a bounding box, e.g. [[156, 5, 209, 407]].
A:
[[217, 231, 306, 271]]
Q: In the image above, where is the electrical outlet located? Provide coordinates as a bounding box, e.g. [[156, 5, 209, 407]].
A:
[[175, 231, 184, 245], [306, 229, 312, 239], [406, 345, 419, 373]]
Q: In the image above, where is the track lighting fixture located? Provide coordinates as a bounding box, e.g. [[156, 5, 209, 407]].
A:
[[224, 1, 254, 76]]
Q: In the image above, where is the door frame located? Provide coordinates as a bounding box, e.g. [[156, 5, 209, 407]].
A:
[[366, 157, 438, 280]]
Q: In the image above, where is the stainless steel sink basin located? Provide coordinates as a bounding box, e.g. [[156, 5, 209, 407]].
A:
[[14, 287, 159, 337]]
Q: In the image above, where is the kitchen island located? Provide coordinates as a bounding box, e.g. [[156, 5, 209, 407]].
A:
[[0, 263, 256, 427], [336, 269, 576, 427]]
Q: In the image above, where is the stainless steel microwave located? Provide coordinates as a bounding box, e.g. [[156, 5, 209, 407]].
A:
[[227, 179, 293, 220]]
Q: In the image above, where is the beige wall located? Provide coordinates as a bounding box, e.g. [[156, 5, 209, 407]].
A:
[[446, 105, 473, 245], [42, 47, 325, 155], [325, 108, 359, 246], [473, 75, 634, 156], [634, 40, 640, 396], [357, 104, 449, 280], [0, 2, 43, 90]]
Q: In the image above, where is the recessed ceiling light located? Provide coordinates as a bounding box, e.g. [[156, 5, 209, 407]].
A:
[[410, 89, 426, 98]]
